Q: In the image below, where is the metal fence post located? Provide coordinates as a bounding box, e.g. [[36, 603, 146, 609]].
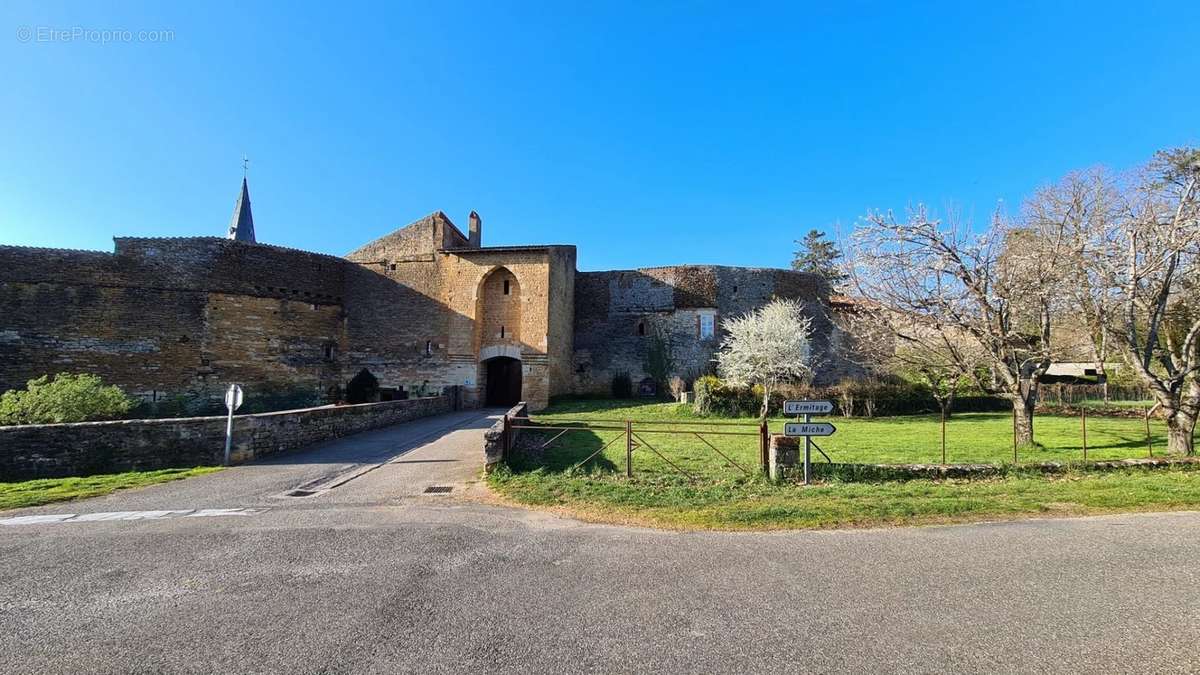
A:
[[940, 409, 947, 465], [625, 420, 633, 478], [1081, 407, 1088, 461]]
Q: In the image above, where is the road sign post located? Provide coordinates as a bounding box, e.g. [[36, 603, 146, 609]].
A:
[[805, 412, 811, 485], [223, 384, 244, 466], [782, 401, 837, 486]]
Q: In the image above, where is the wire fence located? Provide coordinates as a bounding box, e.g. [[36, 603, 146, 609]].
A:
[[510, 397, 1188, 481]]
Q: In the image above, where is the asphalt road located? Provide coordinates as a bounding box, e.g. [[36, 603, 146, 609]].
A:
[[2, 409, 1200, 674]]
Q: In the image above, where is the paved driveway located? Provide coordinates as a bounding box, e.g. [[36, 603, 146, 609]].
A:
[[2, 409, 1199, 673]]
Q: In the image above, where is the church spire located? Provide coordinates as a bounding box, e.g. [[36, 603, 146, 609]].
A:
[[226, 161, 256, 243]]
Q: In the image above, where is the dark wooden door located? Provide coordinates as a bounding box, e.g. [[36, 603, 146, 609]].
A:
[[485, 357, 522, 407]]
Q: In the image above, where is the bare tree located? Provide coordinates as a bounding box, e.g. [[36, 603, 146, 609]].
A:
[[1033, 150, 1200, 454], [847, 206, 1067, 445], [840, 305, 980, 418], [1025, 168, 1123, 403], [716, 299, 815, 420]]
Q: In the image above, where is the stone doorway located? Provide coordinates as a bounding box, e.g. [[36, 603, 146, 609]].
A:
[[484, 357, 522, 407]]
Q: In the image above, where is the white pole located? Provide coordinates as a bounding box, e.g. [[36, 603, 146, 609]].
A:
[[224, 405, 234, 466]]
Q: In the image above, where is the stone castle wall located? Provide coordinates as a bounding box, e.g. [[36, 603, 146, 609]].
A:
[[572, 265, 851, 394], [1, 217, 844, 416], [0, 240, 347, 409], [343, 213, 577, 410]]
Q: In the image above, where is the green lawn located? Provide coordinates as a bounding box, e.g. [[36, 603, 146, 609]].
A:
[[487, 398, 1200, 530], [0, 467, 222, 511], [490, 465, 1200, 530], [522, 399, 1183, 479]]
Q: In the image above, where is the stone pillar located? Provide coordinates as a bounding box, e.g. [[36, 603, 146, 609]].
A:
[[769, 434, 800, 481]]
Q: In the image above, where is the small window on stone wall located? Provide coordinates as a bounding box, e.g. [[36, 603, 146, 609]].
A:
[[503, 279, 510, 295], [699, 313, 715, 339], [425, 340, 433, 356], [637, 321, 646, 336], [323, 343, 336, 362], [500, 326, 506, 339]]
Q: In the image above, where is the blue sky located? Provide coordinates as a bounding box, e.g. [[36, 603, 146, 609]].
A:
[[1, 1, 1197, 271]]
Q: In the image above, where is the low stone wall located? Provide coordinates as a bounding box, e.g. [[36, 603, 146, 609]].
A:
[[484, 402, 528, 472], [0, 395, 451, 481]]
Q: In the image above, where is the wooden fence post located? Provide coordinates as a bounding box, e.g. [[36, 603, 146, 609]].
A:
[[759, 420, 769, 475], [1146, 409, 1153, 457], [1012, 408, 1018, 463]]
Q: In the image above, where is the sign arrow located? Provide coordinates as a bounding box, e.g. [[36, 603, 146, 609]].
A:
[[783, 422, 837, 437]]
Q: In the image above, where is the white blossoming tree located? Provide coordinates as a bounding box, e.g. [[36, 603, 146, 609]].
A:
[[715, 299, 815, 420]]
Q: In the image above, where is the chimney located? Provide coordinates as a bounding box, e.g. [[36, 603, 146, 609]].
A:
[[468, 211, 482, 248]]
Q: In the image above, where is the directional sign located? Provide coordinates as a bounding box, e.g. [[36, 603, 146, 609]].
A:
[[783, 400, 834, 415], [784, 422, 837, 437], [224, 384, 244, 412], [223, 384, 244, 467]]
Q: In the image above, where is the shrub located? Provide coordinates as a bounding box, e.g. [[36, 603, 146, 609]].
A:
[[0, 373, 136, 426], [824, 378, 1007, 417], [668, 375, 688, 400], [694, 376, 779, 417], [345, 369, 380, 404], [642, 327, 674, 393], [611, 372, 633, 399]]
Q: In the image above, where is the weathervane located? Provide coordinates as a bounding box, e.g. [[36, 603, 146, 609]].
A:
[[242, 155, 249, 178]]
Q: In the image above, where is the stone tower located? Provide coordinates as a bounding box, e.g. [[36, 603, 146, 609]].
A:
[[227, 177, 256, 243]]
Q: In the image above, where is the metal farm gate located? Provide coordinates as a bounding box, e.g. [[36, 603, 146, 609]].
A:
[[504, 414, 769, 479]]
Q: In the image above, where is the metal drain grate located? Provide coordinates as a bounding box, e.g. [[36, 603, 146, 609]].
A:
[[423, 486, 453, 494]]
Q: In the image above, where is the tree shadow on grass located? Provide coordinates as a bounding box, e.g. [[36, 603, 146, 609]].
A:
[[507, 427, 620, 475]]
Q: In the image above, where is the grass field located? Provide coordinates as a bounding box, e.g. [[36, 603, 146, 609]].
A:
[[487, 398, 1200, 529], [0, 467, 222, 511], [518, 399, 1183, 479]]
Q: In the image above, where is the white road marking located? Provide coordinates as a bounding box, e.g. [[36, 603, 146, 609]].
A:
[[0, 514, 77, 525], [0, 508, 266, 526], [185, 508, 264, 518]]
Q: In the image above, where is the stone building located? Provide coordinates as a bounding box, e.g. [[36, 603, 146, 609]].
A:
[[0, 178, 849, 411]]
